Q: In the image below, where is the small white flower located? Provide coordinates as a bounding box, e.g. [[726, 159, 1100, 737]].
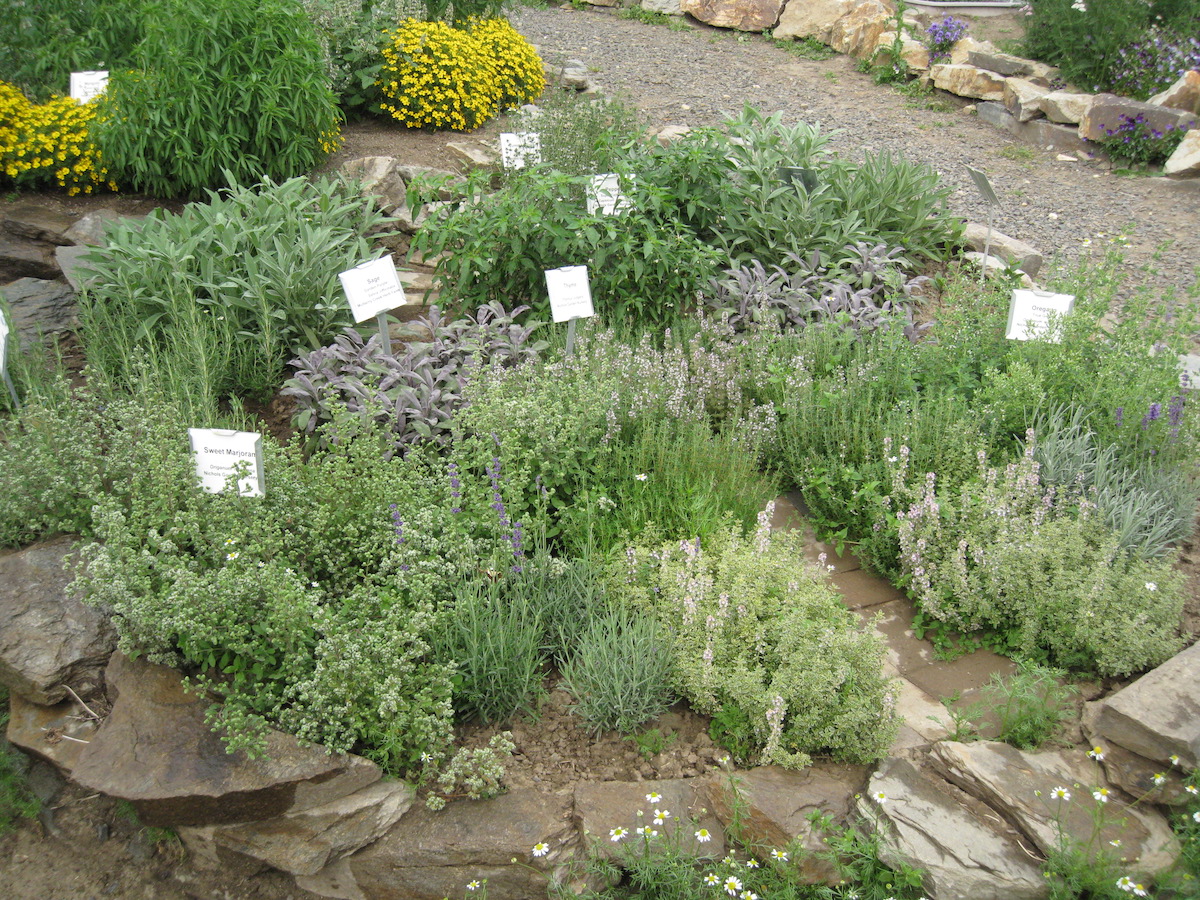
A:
[[1117, 876, 1135, 892], [1153, 773, 1166, 786], [225, 551, 239, 560], [744, 859, 759, 869], [610, 827, 628, 842], [1088, 746, 1105, 761], [1093, 788, 1110, 803], [1071, 0, 1086, 11], [1193, 811, 1200, 823], [695, 828, 713, 843], [635, 473, 648, 481], [645, 792, 662, 804], [873, 790, 887, 803], [311, 581, 319, 588], [1170, 754, 1181, 767], [467, 881, 481, 892], [1050, 786, 1071, 801], [723, 876, 743, 896], [704, 873, 720, 886], [1145, 582, 1157, 592], [531, 842, 550, 857], [653, 809, 671, 824], [1110, 839, 1122, 848], [740, 892, 758, 900], [1186, 785, 1198, 795], [770, 849, 789, 861]]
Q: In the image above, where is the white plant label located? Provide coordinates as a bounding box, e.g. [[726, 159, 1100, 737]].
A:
[[1006, 289, 1074, 342], [965, 165, 999, 207], [338, 255, 406, 323], [586, 174, 627, 216], [1179, 354, 1200, 388], [545, 265, 594, 324], [500, 132, 541, 170], [189, 429, 265, 497], [0, 307, 9, 373], [70, 71, 109, 103]]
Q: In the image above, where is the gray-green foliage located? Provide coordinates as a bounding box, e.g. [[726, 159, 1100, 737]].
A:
[[92, 0, 343, 197], [512, 89, 646, 177], [1028, 405, 1197, 558], [559, 606, 676, 735], [430, 576, 547, 724], [78, 174, 392, 424]]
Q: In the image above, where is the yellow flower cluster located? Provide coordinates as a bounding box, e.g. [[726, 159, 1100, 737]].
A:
[[0, 82, 116, 195], [377, 18, 544, 132]]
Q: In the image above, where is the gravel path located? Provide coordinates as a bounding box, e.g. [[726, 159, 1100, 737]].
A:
[[512, 6, 1200, 301]]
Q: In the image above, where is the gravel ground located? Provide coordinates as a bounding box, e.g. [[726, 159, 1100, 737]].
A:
[[512, 6, 1200, 303]]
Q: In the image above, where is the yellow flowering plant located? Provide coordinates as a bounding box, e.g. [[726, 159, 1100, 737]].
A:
[[378, 18, 543, 132], [0, 82, 115, 195]]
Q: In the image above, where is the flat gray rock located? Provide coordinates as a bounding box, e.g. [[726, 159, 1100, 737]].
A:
[[71, 653, 382, 827], [0, 537, 114, 705], [860, 757, 1047, 900], [931, 741, 1179, 878], [575, 777, 725, 861], [1, 201, 75, 245], [0, 277, 76, 337], [1088, 641, 1200, 769]]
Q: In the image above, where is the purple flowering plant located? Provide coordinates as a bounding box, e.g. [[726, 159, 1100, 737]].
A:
[[1097, 112, 1194, 165], [924, 16, 968, 65]]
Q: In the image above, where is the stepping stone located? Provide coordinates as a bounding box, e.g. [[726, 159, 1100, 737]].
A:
[[829, 568, 906, 611]]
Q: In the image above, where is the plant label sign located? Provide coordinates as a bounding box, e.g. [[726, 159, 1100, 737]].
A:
[[338, 255, 406, 323], [70, 71, 109, 103], [1179, 354, 1200, 388], [189, 429, 265, 497], [1006, 289, 1074, 342], [500, 132, 541, 170], [0, 306, 8, 373], [586, 174, 628, 216], [965, 165, 999, 207], [779, 165, 819, 193], [545, 265, 594, 324]]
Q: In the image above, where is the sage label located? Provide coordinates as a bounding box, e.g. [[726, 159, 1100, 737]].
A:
[[338, 255, 407, 323]]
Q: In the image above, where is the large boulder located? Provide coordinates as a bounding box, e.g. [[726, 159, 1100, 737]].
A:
[[643, 0, 684, 13], [681, 0, 784, 32], [1004, 77, 1050, 123], [703, 763, 868, 882], [859, 758, 1047, 900], [0, 537, 115, 705], [179, 779, 416, 877], [1165, 129, 1200, 177], [1039, 91, 1094, 125], [71, 653, 382, 827], [331, 787, 577, 900], [1086, 641, 1200, 768], [827, 0, 894, 59], [0, 278, 76, 338], [773, 0, 854, 43], [1079, 93, 1198, 143], [1150, 69, 1200, 116], [930, 64, 1006, 102], [931, 741, 1179, 878]]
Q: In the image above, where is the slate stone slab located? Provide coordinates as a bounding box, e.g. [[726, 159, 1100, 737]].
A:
[[1, 201, 76, 245], [71, 653, 382, 827], [0, 239, 60, 282], [0, 277, 76, 337], [0, 536, 114, 705]]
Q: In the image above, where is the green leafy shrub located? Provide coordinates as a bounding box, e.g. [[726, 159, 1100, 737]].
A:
[[0, 0, 143, 103], [0, 82, 115, 195], [1021, 0, 1191, 94], [894, 447, 1186, 676], [78, 174, 391, 423], [92, 0, 342, 198], [377, 18, 542, 131], [71, 420, 484, 771], [615, 516, 899, 769], [510, 88, 645, 177], [412, 168, 722, 326], [559, 605, 677, 735]]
